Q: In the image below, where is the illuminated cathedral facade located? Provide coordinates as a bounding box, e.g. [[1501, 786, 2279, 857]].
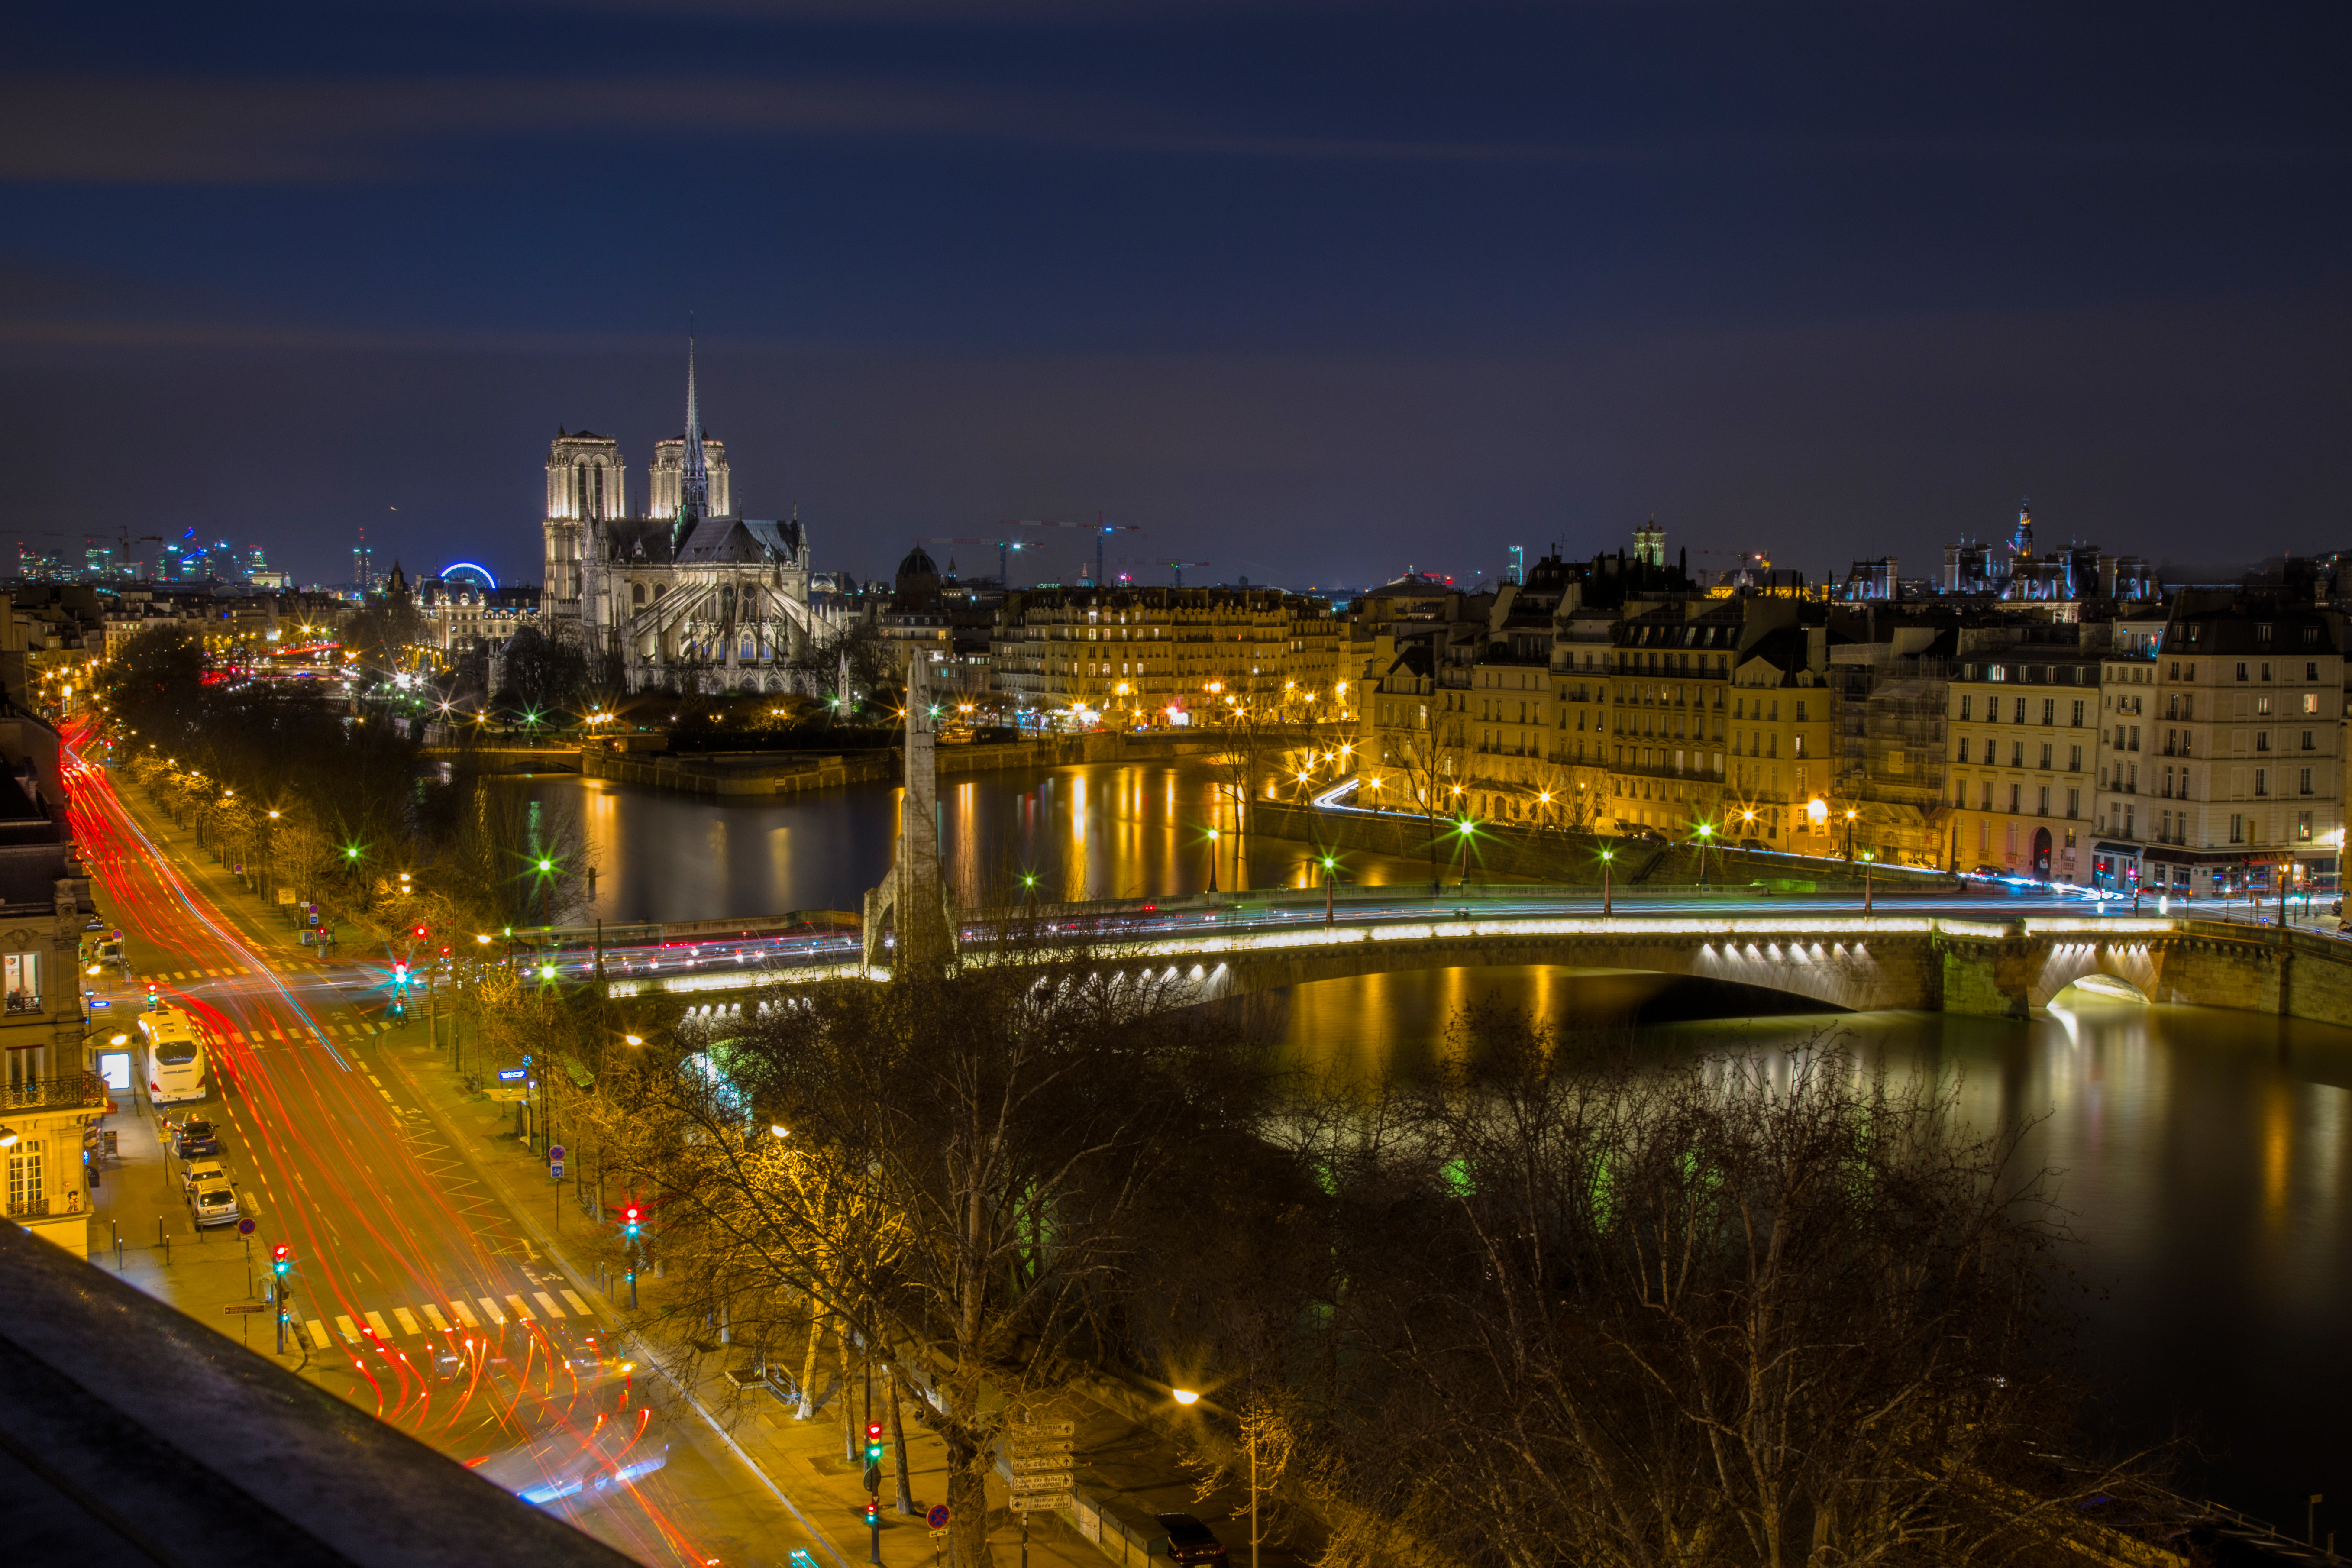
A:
[[539, 342, 840, 693]]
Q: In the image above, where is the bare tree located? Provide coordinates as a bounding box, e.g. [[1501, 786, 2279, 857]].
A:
[[1305, 1007, 2168, 1568], [587, 939, 1260, 1568]]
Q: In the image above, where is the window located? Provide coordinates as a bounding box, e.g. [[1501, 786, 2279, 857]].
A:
[[2231, 812, 2244, 844], [3, 953, 37, 1014], [2257, 695, 2272, 716], [1795, 700, 1808, 721], [2258, 731, 2271, 752], [2305, 692, 2320, 714], [2067, 787, 2080, 818], [2008, 782, 2021, 813], [1793, 734, 1806, 757], [2300, 767, 2314, 795], [2236, 662, 2249, 681], [2038, 785, 2050, 815], [2304, 730, 2316, 750], [1981, 781, 1993, 810], [1770, 700, 1779, 721], [2071, 699, 2085, 726], [2013, 698, 2027, 724], [2042, 699, 2055, 725], [1959, 695, 1973, 721], [2308, 660, 2321, 679], [2299, 810, 2315, 841], [5, 1140, 42, 1217], [2011, 740, 2024, 768], [2258, 624, 2274, 644], [2255, 768, 2268, 797], [2069, 744, 2082, 771], [2130, 725, 2140, 751]]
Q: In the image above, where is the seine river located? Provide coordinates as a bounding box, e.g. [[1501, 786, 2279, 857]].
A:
[[519, 759, 2352, 1528]]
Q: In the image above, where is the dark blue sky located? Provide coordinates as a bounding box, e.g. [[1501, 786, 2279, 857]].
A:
[[3, 1, 2349, 588]]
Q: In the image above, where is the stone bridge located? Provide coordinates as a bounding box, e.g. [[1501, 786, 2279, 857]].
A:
[[607, 914, 2352, 1028]]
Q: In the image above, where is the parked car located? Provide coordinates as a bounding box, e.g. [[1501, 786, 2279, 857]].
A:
[[181, 1158, 229, 1193], [1738, 837, 1765, 852], [172, 1119, 222, 1158], [188, 1177, 242, 1229], [1152, 1514, 1231, 1565]]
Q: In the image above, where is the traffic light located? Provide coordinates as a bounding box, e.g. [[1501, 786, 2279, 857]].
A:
[[414, 925, 428, 941], [863, 1498, 880, 1529], [393, 960, 408, 985], [623, 1204, 641, 1239], [145, 983, 158, 1012], [865, 1422, 885, 1465], [271, 1244, 291, 1277]]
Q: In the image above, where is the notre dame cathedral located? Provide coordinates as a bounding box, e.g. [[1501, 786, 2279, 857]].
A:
[[538, 341, 842, 693]]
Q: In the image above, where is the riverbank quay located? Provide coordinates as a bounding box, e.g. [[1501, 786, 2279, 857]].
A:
[[376, 1021, 1312, 1568], [424, 727, 1231, 799], [1247, 796, 1935, 890]]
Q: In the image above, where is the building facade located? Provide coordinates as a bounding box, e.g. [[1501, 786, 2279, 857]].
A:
[[990, 586, 1344, 727], [2141, 592, 2343, 897]]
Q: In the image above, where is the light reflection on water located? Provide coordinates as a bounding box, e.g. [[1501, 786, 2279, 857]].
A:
[[517, 758, 1453, 922], [1256, 964, 2352, 1529]]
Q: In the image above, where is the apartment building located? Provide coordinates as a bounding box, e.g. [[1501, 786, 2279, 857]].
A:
[[2141, 592, 2342, 898], [1945, 645, 2100, 881], [1719, 622, 1838, 850], [1604, 600, 1739, 837], [2089, 647, 2157, 891], [0, 711, 103, 1253], [990, 586, 1344, 728]]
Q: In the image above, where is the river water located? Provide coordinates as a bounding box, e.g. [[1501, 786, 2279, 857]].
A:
[[517, 760, 2352, 1529]]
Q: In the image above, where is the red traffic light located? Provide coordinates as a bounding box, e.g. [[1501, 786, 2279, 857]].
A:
[[414, 925, 427, 939], [271, 1244, 290, 1261], [624, 1205, 641, 1222], [866, 1423, 884, 1441]]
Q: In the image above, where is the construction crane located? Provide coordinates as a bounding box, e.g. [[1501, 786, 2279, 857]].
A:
[[1007, 517, 1140, 588], [915, 536, 1027, 584]]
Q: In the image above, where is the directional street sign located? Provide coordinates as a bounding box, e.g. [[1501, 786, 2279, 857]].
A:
[[1009, 1419, 1075, 1439], [1010, 1474, 1074, 1494], [1010, 1453, 1072, 1473], [1010, 1492, 1073, 1513], [223, 1303, 267, 1314]]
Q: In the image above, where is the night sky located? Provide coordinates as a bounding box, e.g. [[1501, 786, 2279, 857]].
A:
[[4, 2, 2349, 590]]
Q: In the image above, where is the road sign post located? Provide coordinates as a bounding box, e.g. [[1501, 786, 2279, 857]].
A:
[[549, 1144, 565, 1181]]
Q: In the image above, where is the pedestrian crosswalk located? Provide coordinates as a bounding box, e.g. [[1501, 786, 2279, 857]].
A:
[[298, 1287, 599, 1347]]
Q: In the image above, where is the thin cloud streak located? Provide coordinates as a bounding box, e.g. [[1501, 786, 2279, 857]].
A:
[[5, 74, 2345, 185]]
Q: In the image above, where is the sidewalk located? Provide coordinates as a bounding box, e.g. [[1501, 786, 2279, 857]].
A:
[[107, 780, 326, 966], [373, 1020, 1308, 1568]]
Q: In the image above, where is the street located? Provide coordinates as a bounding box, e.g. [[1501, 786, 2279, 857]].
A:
[[62, 735, 857, 1568]]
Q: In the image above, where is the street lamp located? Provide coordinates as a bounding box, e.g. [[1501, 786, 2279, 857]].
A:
[[1206, 827, 1221, 895], [1599, 846, 1614, 916]]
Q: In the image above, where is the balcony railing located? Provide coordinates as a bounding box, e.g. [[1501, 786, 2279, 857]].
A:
[[4, 993, 41, 1015], [6, 1195, 49, 1219], [0, 1073, 109, 1112]]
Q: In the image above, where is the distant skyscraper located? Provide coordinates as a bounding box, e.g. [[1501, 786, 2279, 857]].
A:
[[352, 543, 374, 592], [1506, 545, 1525, 586]]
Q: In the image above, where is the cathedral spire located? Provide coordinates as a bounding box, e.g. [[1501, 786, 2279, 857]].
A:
[[679, 327, 710, 522]]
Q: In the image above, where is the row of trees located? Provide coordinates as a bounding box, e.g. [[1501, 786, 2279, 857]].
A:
[[106, 625, 594, 951], [583, 931, 2165, 1568]]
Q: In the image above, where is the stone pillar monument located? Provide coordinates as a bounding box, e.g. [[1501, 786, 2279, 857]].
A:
[[862, 655, 954, 971]]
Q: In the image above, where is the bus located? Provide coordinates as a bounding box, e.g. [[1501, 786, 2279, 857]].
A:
[[138, 1007, 207, 1105]]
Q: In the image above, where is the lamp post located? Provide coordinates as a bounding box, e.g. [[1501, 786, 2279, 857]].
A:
[[1321, 853, 1337, 925], [1206, 827, 1220, 896], [1172, 1387, 1265, 1568], [1599, 847, 1614, 916], [1694, 821, 1713, 885]]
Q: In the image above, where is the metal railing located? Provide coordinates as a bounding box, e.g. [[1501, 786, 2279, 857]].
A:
[[6, 1195, 49, 1218], [0, 1073, 108, 1111]]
